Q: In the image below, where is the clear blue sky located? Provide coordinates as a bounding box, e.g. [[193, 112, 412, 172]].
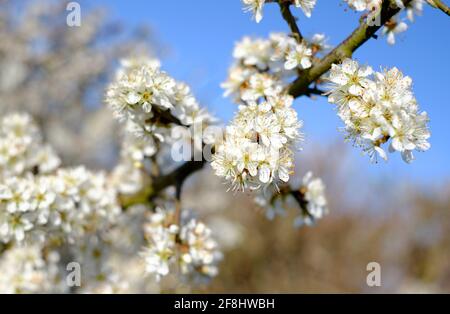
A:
[[94, 0, 449, 185]]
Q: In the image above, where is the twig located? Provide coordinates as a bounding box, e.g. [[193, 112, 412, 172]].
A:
[[288, 0, 413, 98], [174, 186, 182, 228], [278, 1, 303, 42], [428, 0, 450, 16], [305, 86, 326, 96], [120, 156, 207, 209]]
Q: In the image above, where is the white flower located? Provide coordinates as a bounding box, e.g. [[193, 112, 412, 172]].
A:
[[284, 41, 313, 70], [0, 166, 120, 243], [0, 113, 60, 180], [344, 0, 382, 11], [308, 33, 332, 56], [212, 95, 302, 191], [0, 211, 34, 242], [326, 58, 430, 163], [222, 33, 327, 102], [32, 145, 61, 174], [0, 244, 64, 293], [254, 172, 329, 228], [406, 0, 424, 22], [116, 56, 160, 79], [1, 177, 34, 213], [242, 0, 265, 23], [106, 57, 215, 143], [141, 227, 175, 281], [141, 207, 222, 282], [302, 171, 328, 219], [179, 219, 222, 279], [328, 58, 373, 96], [241, 73, 282, 101], [293, 0, 317, 18], [382, 18, 408, 45], [221, 66, 256, 99], [233, 36, 272, 70]]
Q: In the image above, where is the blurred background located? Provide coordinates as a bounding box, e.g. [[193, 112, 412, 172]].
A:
[[1, 0, 449, 292]]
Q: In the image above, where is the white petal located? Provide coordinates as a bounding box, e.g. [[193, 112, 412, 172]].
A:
[[259, 166, 271, 183]]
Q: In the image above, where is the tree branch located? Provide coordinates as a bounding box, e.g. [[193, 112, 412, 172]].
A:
[[428, 0, 450, 16], [119, 158, 207, 209], [278, 1, 303, 42], [305, 86, 326, 97], [288, 0, 413, 98], [150, 158, 207, 201], [120, 1, 413, 210]]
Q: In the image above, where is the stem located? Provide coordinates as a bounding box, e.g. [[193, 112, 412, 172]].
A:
[[429, 0, 450, 16], [278, 1, 303, 42], [288, 0, 413, 98], [174, 193, 182, 228], [120, 158, 206, 209]]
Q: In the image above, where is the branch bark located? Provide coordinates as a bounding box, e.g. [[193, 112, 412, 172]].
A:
[[120, 158, 207, 209], [150, 158, 207, 201], [278, 1, 303, 42], [288, 0, 412, 98], [428, 0, 450, 16]]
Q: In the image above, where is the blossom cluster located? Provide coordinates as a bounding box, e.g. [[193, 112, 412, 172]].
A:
[[0, 113, 60, 180], [0, 244, 65, 293], [0, 166, 121, 243], [344, 0, 425, 45], [141, 207, 222, 282], [69, 235, 131, 294], [105, 57, 215, 143], [255, 171, 328, 227], [242, 0, 317, 23], [212, 95, 303, 191], [110, 126, 156, 195], [0, 112, 120, 244], [222, 33, 329, 102], [326, 58, 430, 163]]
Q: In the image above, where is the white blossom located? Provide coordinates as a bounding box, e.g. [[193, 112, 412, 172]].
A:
[[293, 0, 317, 18], [242, 0, 265, 23], [242, 0, 317, 22], [0, 244, 65, 293], [0, 166, 121, 244], [284, 41, 313, 70], [299, 171, 328, 225], [382, 17, 408, 45], [141, 207, 222, 282], [0, 113, 60, 180], [406, 0, 424, 22], [344, 0, 382, 11], [326, 58, 430, 163], [255, 172, 329, 228], [212, 95, 303, 191], [105, 57, 215, 144], [222, 34, 317, 102]]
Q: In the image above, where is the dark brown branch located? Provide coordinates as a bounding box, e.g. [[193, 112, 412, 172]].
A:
[[278, 1, 303, 42], [150, 159, 207, 202], [150, 107, 183, 126], [288, 0, 413, 98], [120, 152, 208, 209], [429, 0, 450, 16], [305, 87, 326, 96]]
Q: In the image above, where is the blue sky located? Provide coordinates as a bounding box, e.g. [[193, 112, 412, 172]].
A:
[[95, 0, 449, 185]]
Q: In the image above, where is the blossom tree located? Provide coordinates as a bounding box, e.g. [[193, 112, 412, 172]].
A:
[[0, 0, 448, 293]]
